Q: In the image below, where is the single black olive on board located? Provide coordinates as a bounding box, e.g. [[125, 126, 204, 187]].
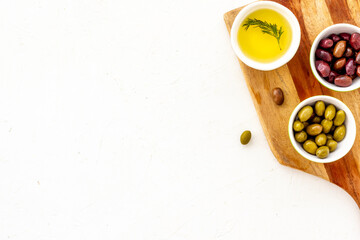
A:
[[271, 87, 284, 105]]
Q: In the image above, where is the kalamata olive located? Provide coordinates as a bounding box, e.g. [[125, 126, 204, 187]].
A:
[[350, 33, 360, 50], [357, 65, 360, 77], [319, 38, 333, 48], [272, 87, 284, 105], [340, 32, 351, 41], [355, 51, 360, 64], [333, 40, 347, 58], [315, 60, 331, 77], [345, 47, 353, 57], [315, 49, 332, 62], [333, 58, 346, 71], [334, 75, 352, 87], [345, 58, 356, 75], [350, 74, 357, 80], [329, 34, 341, 43], [328, 71, 339, 83]]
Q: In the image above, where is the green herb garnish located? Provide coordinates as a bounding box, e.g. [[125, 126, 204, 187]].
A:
[[242, 18, 284, 50]]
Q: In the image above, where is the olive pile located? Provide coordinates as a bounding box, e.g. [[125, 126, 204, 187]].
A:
[[293, 101, 346, 159], [315, 32, 360, 87]]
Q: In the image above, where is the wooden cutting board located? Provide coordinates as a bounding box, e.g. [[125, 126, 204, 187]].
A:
[[224, 0, 360, 208]]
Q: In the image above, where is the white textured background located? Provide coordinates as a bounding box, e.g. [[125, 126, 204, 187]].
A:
[[0, 0, 359, 239]]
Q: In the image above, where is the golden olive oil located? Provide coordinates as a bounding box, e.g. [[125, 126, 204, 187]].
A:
[[238, 8, 292, 63]]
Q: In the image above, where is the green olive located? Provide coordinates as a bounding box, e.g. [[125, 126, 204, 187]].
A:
[[293, 120, 304, 132], [316, 146, 330, 159], [303, 121, 309, 128], [315, 101, 325, 116], [315, 133, 327, 146], [306, 124, 323, 136], [326, 139, 338, 152], [321, 119, 333, 134], [303, 140, 318, 155], [312, 116, 322, 123], [330, 125, 336, 132], [308, 113, 316, 122], [240, 130, 251, 145], [326, 134, 333, 140], [333, 125, 346, 142], [333, 110, 346, 126], [298, 106, 314, 122], [325, 104, 336, 120], [295, 131, 307, 143]]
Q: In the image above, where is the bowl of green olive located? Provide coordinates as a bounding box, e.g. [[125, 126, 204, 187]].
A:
[[288, 95, 356, 163]]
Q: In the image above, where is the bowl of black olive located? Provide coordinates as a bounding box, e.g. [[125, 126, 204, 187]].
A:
[[310, 23, 360, 91]]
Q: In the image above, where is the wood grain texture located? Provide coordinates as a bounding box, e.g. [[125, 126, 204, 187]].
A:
[[224, 0, 360, 207]]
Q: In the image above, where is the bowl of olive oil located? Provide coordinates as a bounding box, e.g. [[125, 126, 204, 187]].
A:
[[231, 1, 301, 71]]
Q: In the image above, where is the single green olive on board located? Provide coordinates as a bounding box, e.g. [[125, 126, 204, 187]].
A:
[[316, 146, 330, 159], [324, 104, 336, 120], [293, 120, 304, 132], [321, 119, 333, 134], [303, 140, 318, 155], [315, 133, 327, 146], [298, 106, 314, 122], [295, 131, 307, 143], [326, 139, 338, 152], [240, 130, 252, 145], [315, 100, 325, 116], [333, 110, 346, 126], [306, 124, 323, 136], [333, 125, 346, 142]]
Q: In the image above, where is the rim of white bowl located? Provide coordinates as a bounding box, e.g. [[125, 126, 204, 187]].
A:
[[230, 1, 301, 71], [310, 23, 360, 92], [288, 95, 356, 163]]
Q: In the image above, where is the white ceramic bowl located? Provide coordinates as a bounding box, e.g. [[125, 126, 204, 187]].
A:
[[310, 23, 360, 92], [288, 95, 356, 163], [230, 1, 301, 71]]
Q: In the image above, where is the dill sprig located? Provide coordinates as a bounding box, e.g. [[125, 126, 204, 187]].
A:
[[242, 18, 284, 50]]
